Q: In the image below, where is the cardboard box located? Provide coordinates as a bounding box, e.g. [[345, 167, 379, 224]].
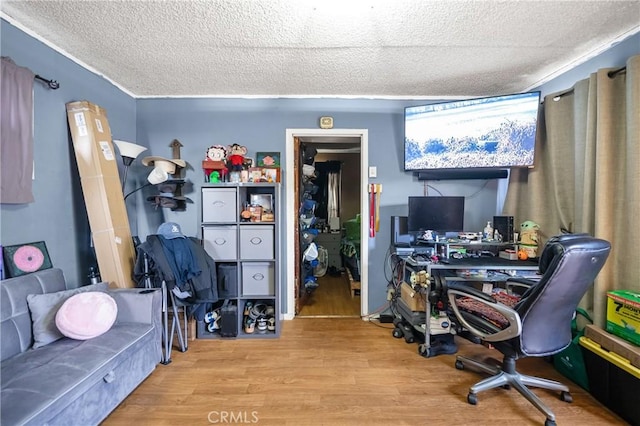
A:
[[499, 249, 518, 260], [67, 100, 135, 289], [79, 176, 129, 232], [606, 290, 640, 346], [401, 281, 426, 312], [66, 101, 119, 179], [91, 227, 136, 288], [585, 324, 640, 368]]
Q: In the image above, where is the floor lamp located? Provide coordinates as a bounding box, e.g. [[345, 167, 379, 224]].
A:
[[113, 139, 148, 192]]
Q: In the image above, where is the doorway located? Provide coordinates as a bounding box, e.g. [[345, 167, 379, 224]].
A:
[[284, 129, 369, 320]]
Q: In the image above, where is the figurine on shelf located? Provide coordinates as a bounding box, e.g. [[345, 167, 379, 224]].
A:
[[226, 143, 247, 172], [203, 145, 228, 182], [519, 220, 540, 259]]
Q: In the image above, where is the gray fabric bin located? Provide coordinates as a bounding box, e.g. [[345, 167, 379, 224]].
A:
[[217, 264, 238, 298]]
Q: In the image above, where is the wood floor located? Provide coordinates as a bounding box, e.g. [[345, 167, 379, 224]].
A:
[[104, 318, 626, 426], [297, 272, 360, 317]]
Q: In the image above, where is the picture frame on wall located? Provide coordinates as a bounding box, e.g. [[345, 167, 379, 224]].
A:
[[256, 152, 280, 168], [2, 241, 53, 278]]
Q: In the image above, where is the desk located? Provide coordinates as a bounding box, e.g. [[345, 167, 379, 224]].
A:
[[392, 248, 538, 357]]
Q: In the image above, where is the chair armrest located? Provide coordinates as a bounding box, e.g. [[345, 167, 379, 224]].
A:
[[505, 277, 537, 295], [447, 282, 522, 342]]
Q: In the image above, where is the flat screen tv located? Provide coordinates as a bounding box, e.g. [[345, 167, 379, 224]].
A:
[[404, 91, 541, 172], [407, 196, 465, 233]]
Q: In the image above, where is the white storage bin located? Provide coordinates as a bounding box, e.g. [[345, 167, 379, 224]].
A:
[[202, 188, 237, 223], [240, 225, 274, 260], [203, 226, 237, 260], [242, 262, 275, 296]]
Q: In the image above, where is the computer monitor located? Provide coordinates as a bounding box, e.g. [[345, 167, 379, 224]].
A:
[[407, 196, 465, 234]]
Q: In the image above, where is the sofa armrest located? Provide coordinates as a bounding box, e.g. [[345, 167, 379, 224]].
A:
[[108, 288, 162, 327]]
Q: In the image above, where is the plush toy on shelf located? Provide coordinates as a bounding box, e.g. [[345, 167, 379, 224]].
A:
[[519, 220, 540, 259], [226, 143, 247, 172], [203, 145, 228, 182]]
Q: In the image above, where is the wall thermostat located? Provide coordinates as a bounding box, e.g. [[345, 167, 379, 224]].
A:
[[320, 116, 334, 129]]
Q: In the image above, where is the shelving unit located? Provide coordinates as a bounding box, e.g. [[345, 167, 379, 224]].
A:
[[416, 239, 519, 259], [197, 183, 280, 339]]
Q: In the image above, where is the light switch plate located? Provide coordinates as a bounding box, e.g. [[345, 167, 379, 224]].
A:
[[369, 166, 377, 178]]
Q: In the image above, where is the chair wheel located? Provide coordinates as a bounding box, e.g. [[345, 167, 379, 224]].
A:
[[467, 393, 478, 405], [404, 335, 415, 343], [544, 419, 556, 426], [392, 327, 403, 338], [560, 391, 572, 403], [455, 360, 464, 370]]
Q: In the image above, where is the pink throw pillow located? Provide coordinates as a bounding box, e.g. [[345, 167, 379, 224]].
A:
[[55, 292, 118, 340]]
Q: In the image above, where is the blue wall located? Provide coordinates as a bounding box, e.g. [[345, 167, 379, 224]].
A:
[[1, 17, 637, 311], [0, 19, 136, 287]]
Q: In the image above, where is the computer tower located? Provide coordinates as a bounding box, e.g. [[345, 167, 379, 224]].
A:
[[391, 216, 413, 246], [493, 215, 514, 243]]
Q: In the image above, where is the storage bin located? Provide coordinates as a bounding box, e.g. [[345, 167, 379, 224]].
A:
[[217, 263, 238, 298], [240, 225, 274, 259], [202, 188, 237, 223], [242, 262, 275, 296], [579, 336, 640, 425], [202, 226, 237, 260]]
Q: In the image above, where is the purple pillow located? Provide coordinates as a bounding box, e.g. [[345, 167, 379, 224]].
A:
[[55, 292, 118, 340]]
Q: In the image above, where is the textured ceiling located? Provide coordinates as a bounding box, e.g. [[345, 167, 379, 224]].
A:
[[2, 0, 639, 98]]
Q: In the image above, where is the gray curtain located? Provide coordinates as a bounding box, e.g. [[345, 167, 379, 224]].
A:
[[504, 54, 640, 326], [1, 57, 35, 204]]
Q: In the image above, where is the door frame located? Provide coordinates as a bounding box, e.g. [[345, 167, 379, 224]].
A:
[[284, 128, 369, 320]]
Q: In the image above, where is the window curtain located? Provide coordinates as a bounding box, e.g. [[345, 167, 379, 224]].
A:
[[503, 54, 640, 327], [1, 57, 35, 204]]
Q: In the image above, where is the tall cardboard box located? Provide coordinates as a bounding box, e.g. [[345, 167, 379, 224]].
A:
[[66, 101, 135, 288]]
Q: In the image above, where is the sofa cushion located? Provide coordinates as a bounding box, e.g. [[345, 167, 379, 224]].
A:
[[1, 268, 67, 362], [26, 282, 109, 349], [0, 322, 155, 426], [56, 292, 118, 340]]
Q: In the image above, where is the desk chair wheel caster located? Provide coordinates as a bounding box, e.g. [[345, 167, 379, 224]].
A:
[[545, 420, 557, 426], [455, 360, 464, 370], [392, 327, 403, 338], [559, 391, 572, 403], [467, 393, 478, 405]]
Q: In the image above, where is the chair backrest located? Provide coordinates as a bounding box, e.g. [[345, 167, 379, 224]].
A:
[[514, 234, 610, 357]]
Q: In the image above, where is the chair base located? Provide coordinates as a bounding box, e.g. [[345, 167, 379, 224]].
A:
[[456, 355, 572, 425]]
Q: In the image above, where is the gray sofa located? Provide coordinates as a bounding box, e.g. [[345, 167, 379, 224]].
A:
[[1, 268, 162, 426]]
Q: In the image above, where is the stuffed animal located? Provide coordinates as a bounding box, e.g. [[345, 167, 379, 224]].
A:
[[203, 145, 228, 181], [519, 220, 540, 258], [227, 143, 247, 172]]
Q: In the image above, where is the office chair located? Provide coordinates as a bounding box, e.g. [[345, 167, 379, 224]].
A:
[[447, 234, 610, 426]]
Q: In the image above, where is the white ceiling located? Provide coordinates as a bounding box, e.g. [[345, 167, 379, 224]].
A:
[[2, 0, 639, 99]]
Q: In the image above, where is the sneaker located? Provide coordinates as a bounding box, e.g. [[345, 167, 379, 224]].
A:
[[207, 318, 220, 333], [204, 310, 219, 324], [257, 318, 268, 333], [267, 317, 276, 331], [244, 302, 253, 317], [244, 318, 255, 334]]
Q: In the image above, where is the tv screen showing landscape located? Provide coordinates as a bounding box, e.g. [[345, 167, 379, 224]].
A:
[[404, 91, 541, 171]]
